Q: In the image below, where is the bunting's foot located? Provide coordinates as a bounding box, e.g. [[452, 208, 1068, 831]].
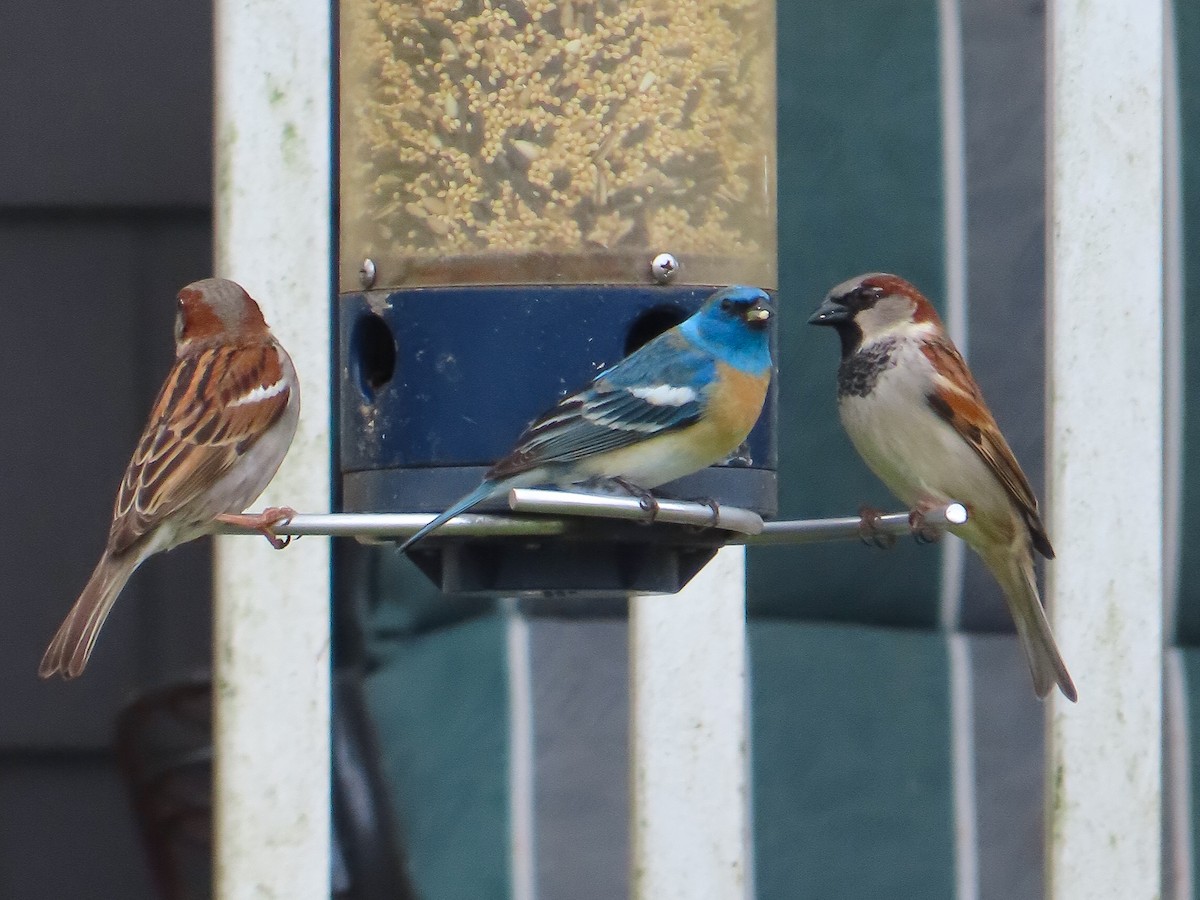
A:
[[612, 477, 659, 523]]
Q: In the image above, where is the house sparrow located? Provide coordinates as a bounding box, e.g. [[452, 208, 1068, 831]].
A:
[[809, 273, 1076, 702], [39, 278, 300, 680]]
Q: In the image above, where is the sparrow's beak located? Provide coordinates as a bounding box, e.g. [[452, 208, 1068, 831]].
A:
[[744, 298, 773, 329], [808, 297, 851, 326]]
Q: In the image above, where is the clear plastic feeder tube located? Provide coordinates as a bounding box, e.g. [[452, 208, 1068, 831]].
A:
[[340, 0, 777, 289]]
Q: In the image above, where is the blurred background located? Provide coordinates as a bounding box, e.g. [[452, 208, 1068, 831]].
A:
[[0, 1, 1194, 898]]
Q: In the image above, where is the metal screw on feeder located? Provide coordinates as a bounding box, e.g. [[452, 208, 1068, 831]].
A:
[[651, 252, 680, 284], [358, 258, 376, 289]]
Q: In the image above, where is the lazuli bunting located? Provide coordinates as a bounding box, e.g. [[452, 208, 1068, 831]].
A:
[[400, 285, 775, 551]]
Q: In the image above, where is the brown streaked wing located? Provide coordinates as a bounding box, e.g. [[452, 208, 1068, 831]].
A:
[[107, 342, 291, 554], [920, 338, 1054, 558]]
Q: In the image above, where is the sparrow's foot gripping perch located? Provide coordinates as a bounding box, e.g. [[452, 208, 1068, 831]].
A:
[[612, 477, 660, 523], [908, 503, 943, 545], [857, 505, 897, 550], [216, 506, 298, 549]]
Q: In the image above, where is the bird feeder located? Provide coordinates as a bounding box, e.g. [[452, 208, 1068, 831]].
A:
[[338, 0, 778, 593]]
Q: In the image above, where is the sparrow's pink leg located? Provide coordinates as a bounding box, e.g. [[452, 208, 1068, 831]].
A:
[[908, 502, 943, 545], [858, 505, 896, 549], [215, 506, 298, 549]]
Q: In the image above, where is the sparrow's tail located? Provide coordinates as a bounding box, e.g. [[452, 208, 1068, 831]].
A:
[[398, 481, 501, 553], [39, 550, 142, 680], [986, 548, 1077, 702]]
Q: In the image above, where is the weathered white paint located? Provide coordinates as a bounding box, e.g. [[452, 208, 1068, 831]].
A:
[[630, 547, 751, 900], [212, 0, 333, 895], [1045, 2, 1163, 897]]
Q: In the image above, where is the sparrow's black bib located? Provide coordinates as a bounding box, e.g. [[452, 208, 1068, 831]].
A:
[[837, 338, 898, 398]]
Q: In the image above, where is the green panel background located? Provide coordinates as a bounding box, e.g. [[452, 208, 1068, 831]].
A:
[[1175, 6, 1200, 893], [751, 622, 955, 898], [1176, 0, 1200, 644], [749, 4, 956, 896], [749, 0, 948, 627], [365, 615, 511, 900]]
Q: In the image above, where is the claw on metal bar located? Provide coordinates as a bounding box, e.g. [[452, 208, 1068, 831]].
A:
[[858, 505, 897, 550]]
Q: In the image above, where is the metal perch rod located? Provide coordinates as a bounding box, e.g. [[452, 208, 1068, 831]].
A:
[[214, 489, 967, 545], [507, 488, 765, 534], [742, 503, 967, 545]]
